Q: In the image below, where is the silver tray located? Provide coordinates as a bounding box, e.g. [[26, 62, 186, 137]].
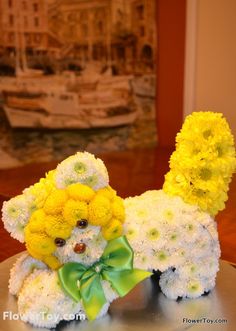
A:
[[0, 253, 236, 331]]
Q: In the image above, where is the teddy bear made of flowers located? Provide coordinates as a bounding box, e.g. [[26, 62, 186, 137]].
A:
[[2, 112, 236, 328]]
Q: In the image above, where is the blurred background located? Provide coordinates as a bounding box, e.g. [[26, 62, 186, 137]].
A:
[[0, 0, 157, 168], [0, 0, 236, 168]]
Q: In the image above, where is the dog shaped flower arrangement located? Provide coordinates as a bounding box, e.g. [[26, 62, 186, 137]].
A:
[[2, 112, 236, 328]]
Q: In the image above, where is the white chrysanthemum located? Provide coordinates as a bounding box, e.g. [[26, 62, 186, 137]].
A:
[[2, 194, 34, 242], [124, 189, 220, 299], [159, 269, 186, 299], [18, 270, 83, 328], [55, 152, 109, 190], [185, 279, 204, 298], [9, 253, 47, 295], [54, 227, 107, 266]]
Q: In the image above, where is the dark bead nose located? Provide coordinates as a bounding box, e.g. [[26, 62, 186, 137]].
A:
[[74, 243, 86, 254]]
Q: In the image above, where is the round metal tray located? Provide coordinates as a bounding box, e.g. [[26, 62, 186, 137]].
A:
[[0, 253, 235, 331]]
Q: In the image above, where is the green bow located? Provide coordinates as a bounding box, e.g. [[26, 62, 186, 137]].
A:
[[58, 236, 151, 320]]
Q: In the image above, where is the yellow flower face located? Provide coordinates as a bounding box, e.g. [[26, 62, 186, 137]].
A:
[[24, 182, 125, 269]]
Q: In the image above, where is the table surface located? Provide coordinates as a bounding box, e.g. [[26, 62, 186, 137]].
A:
[[0, 253, 236, 331], [0, 147, 236, 264]]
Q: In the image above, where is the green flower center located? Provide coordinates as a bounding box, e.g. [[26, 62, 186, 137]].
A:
[[190, 265, 196, 273], [203, 129, 213, 139], [147, 228, 160, 240], [141, 255, 147, 262], [8, 207, 19, 218], [164, 209, 174, 220], [74, 162, 87, 175], [157, 251, 167, 261], [216, 146, 223, 157], [193, 188, 205, 197], [83, 175, 98, 188], [188, 283, 199, 292], [187, 224, 194, 231], [65, 178, 76, 186], [200, 168, 212, 180], [170, 233, 177, 241], [112, 227, 119, 234]]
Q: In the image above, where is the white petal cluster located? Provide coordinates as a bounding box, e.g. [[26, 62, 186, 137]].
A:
[[18, 269, 84, 328], [2, 194, 35, 242], [55, 152, 109, 190], [9, 253, 47, 295], [54, 226, 107, 266], [17, 269, 117, 328], [124, 190, 220, 299]]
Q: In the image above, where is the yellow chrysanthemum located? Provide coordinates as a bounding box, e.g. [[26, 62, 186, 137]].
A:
[[163, 112, 236, 215], [102, 219, 123, 241], [25, 231, 56, 256], [63, 199, 88, 226], [28, 209, 46, 233], [25, 170, 56, 209], [45, 215, 72, 239], [112, 196, 125, 222], [45, 170, 56, 183], [96, 186, 116, 201], [43, 189, 68, 215], [88, 195, 112, 226], [66, 183, 95, 202], [26, 245, 43, 261]]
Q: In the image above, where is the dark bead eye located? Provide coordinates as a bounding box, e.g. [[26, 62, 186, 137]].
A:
[[55, 238, 66, 247], [77, 219, 88, 229]]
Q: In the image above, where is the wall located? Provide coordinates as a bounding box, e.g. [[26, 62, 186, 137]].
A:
[[184, 0, 236, 138], [156, 0, 186, 147]]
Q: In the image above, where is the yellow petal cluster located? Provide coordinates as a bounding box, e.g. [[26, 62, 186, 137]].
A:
[[44, 190, 68, 215], [88, 195, 112, 226], [24, 179, 125, 269], [163, 112, 236, 215], [24, 170, 56, 209], [66, 183, 95, 202], [102, 219, 123, 241], [63, 200, 88, 226]]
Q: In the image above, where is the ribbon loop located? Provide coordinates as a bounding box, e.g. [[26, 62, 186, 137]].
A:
[[58, 236, 152, 320]]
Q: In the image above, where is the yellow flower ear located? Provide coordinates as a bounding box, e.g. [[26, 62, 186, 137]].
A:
[[66, 183, 95, 202]]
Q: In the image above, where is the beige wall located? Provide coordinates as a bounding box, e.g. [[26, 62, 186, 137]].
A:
[[184, 0, 236, 138]]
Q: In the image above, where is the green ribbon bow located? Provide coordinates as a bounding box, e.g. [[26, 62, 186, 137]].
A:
[[58, 236, 151, 320]]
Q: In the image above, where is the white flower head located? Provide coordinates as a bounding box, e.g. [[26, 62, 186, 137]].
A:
[[2, 194, 35, 242], [55, 152, 109, 190]]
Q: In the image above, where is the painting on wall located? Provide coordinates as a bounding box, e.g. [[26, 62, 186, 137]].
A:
[[0, 0, 157, 168]]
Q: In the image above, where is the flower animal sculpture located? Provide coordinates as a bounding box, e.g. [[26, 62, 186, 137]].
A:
[[2, 112, 236, 328]]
